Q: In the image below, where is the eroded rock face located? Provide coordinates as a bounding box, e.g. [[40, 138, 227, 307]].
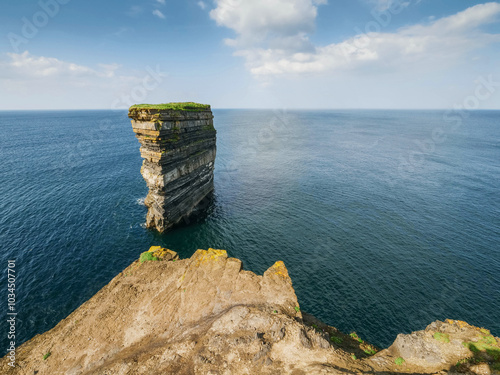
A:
[[1, 250, 498, 375], [378, 319, 500, 373], [129, 105, 216, 232], [2, 250, 345, 375]]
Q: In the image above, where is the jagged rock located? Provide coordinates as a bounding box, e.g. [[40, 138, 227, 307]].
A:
[[470, 363, 492, 375], [1, 250, 498, 375], [129, 103, 217, 232], [147, 246, 179, 261], [371, 319, 500, 373]]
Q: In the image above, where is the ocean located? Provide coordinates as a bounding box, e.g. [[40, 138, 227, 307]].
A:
[[0, 109, 499, 349]]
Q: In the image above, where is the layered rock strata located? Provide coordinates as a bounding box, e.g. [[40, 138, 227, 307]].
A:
[[2, 248, 499, 375], [129, 103, 216, 232]]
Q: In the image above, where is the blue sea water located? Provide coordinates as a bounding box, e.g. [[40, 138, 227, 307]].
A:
[[0, 109, 499, 350]]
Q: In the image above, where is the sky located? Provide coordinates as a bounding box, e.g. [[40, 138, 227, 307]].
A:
[[1, 0, 500, 109]]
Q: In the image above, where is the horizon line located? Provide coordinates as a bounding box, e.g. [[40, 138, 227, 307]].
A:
[[1, 108, 500, 111]]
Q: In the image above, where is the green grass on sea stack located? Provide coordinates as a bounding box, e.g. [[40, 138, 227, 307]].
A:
[[129, 102, 210, 111]]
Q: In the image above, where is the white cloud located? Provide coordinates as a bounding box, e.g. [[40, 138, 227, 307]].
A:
[[0, 51, 143, 99], [1, 52, 119, 80], [198, 1, 207, 10], [211, 2, 500, 76], [210, 0, 327, 48], [370, 0, 411, 12], [126, 6, 143, 17], [0, 51, 174, 109], [157, 0, 166, 4], [153, 9, 166, 19], [111, 27, 132, 37]]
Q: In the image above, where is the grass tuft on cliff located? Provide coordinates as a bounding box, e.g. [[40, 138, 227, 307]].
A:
[[433, 332, 450, 343], [395, 357, 405, 365], [140, 252, 159, 263], [129, 102, 210, 111]]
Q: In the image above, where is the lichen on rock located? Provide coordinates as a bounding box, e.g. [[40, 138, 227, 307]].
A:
[[147, 246, 179, 261]]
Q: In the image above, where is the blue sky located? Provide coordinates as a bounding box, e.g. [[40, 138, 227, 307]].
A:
[[1, 0, 499, 109]]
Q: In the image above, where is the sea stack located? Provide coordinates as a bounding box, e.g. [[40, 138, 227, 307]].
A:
[[128, 102, 216, 232]]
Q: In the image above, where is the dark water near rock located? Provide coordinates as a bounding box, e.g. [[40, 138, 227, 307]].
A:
[[0, 109, 499, 349]]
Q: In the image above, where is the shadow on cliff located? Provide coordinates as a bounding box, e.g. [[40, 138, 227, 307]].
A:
[[448, 342, 500, 373], [170, 191, 217, 231], [312, 363, 436, 375]]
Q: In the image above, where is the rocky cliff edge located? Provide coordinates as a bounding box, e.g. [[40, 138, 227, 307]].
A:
[[2, 249, 499, 375]]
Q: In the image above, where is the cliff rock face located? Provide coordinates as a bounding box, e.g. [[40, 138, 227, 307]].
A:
[[129, 102, 216, 232], [2, 249, 499, 375]]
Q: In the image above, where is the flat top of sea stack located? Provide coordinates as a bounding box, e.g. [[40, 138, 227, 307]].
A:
[[129, 102, 210, 111]]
